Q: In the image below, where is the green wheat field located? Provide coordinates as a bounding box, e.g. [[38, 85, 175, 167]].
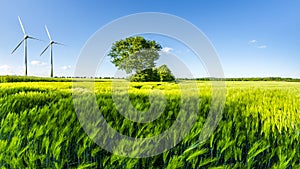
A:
[[0, 77, 299, 168]]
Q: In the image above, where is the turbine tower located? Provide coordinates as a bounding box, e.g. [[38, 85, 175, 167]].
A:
[[11, 16, 39, 76], [40, 25, 64, 77]]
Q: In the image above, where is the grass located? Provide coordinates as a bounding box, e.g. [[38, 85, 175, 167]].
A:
[[0, 79, 299, 168]]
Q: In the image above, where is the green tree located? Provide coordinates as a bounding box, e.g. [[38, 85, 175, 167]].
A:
[[130, 66, 175, 82], [157, 65, 175, 82], [130, 68, 160, 82], [108, 36, 162, 74]]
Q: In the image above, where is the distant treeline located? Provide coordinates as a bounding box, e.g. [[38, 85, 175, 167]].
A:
[[1, 76, 300, 83], [195, 77, 300, 82]]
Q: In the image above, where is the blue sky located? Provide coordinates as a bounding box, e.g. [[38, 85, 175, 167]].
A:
[[0, 0, 299, 78]]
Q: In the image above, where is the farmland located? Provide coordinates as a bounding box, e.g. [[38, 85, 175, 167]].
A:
[[0, 80, 299, 168]]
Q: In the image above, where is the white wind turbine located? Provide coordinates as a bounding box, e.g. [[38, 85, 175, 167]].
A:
[[40, 25, 64, 77], [11, 16, 40, 76]]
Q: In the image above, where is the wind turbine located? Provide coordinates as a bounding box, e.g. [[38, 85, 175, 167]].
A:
[[11, 16, 40, 76], [40, 25, 64, 77]]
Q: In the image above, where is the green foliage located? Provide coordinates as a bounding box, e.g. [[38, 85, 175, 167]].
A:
[[130, 65, 175, 82], [107, 36, 175, 82], [0, 81, 299, 168], [108, 36, 162, 74], [196, 77, 300, 82], [157, 65, 175, 82], [130, 68, 160, 82]]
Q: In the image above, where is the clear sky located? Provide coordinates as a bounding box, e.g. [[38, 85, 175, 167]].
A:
[[0, 0, 299, 78]]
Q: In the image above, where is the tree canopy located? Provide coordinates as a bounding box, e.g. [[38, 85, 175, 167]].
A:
[[157, 65, 175, 82], [108, 36, 162, 74], [130, 65, 175, 82], [108, 36, 175, 82]]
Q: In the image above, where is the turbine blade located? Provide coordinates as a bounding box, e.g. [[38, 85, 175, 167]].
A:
[[45, 25, 52, 40], [53, 41, 66, 46], [11, 39, 24, 54], [28, 36, 42, 41], [40, 44, 50, 56], [18, 16, 26, 35]]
